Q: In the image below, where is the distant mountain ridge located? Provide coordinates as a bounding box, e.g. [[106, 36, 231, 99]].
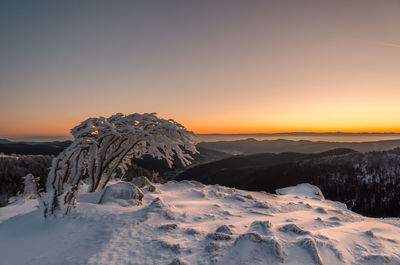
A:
[[198, 138, 400, 154], [0, 140, 72, 155]]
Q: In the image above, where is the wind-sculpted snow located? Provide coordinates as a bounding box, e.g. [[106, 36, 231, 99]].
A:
[[1, 181, 400, 265]]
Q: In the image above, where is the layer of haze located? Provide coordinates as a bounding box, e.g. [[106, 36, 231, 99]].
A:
[[1, 0, 400, 137]]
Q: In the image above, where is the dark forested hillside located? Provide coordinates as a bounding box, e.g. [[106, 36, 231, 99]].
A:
[[177, 148, 400, 217], [243, 149, 400, 217], [132, 146, 231, 179], [0, 155, 53, 206], [0, 141, 72, 155], [176, 148, 356, 186]]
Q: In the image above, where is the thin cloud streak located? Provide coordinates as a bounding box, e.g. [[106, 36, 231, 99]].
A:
[[382, 42, 400, 48]]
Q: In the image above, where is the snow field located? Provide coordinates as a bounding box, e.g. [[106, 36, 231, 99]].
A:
[[0, 181, 399, 265]]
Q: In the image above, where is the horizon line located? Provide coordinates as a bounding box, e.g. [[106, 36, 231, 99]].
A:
[[3, 131, 400, 138], [198, 132, 400, 135]]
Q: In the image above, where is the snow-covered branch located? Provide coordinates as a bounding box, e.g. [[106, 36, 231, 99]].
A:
[[43, 113, 197, 217]]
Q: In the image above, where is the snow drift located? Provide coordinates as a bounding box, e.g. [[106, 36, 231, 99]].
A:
[[0, 181, 399, 265]]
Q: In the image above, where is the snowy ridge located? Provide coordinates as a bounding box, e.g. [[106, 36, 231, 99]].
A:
[[0, 181, 399, 265]]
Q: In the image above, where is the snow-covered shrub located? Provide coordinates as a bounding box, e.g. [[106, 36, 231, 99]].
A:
[[43, 113, 197, 217], [22, 173, 40, 200]]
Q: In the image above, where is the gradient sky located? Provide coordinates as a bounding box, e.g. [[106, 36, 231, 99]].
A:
[[1, 0, 400, 137]]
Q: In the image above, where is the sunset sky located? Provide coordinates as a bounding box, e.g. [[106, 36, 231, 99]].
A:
[[1, 0, 400, 137]]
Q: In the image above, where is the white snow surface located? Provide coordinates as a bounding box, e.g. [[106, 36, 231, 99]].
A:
[[0, 181, 399, 265], [276, 183, 325, 200]]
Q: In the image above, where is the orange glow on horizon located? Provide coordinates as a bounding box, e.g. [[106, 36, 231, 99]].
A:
[[3, 124, 400, 137], [1, 1, 400, 140]]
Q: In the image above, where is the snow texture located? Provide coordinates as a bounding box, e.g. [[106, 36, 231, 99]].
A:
[[0, 181, 399, 265]]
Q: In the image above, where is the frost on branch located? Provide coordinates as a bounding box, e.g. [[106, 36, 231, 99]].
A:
[[43, 113, 197, 217]]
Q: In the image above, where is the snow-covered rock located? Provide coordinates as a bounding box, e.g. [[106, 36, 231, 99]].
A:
[[276, 183, 325, 200], [0, 181, 399, 265], [98, 182, 144, 206]]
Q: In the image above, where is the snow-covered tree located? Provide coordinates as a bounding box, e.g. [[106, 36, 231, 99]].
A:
[[22, 173, 39, 200], [43, 113, 197, 217]]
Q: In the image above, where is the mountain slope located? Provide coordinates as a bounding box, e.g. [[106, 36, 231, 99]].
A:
[[132, 146, 231, 179], [0, 181, 399, 265], [176, 148, 356, 187]]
